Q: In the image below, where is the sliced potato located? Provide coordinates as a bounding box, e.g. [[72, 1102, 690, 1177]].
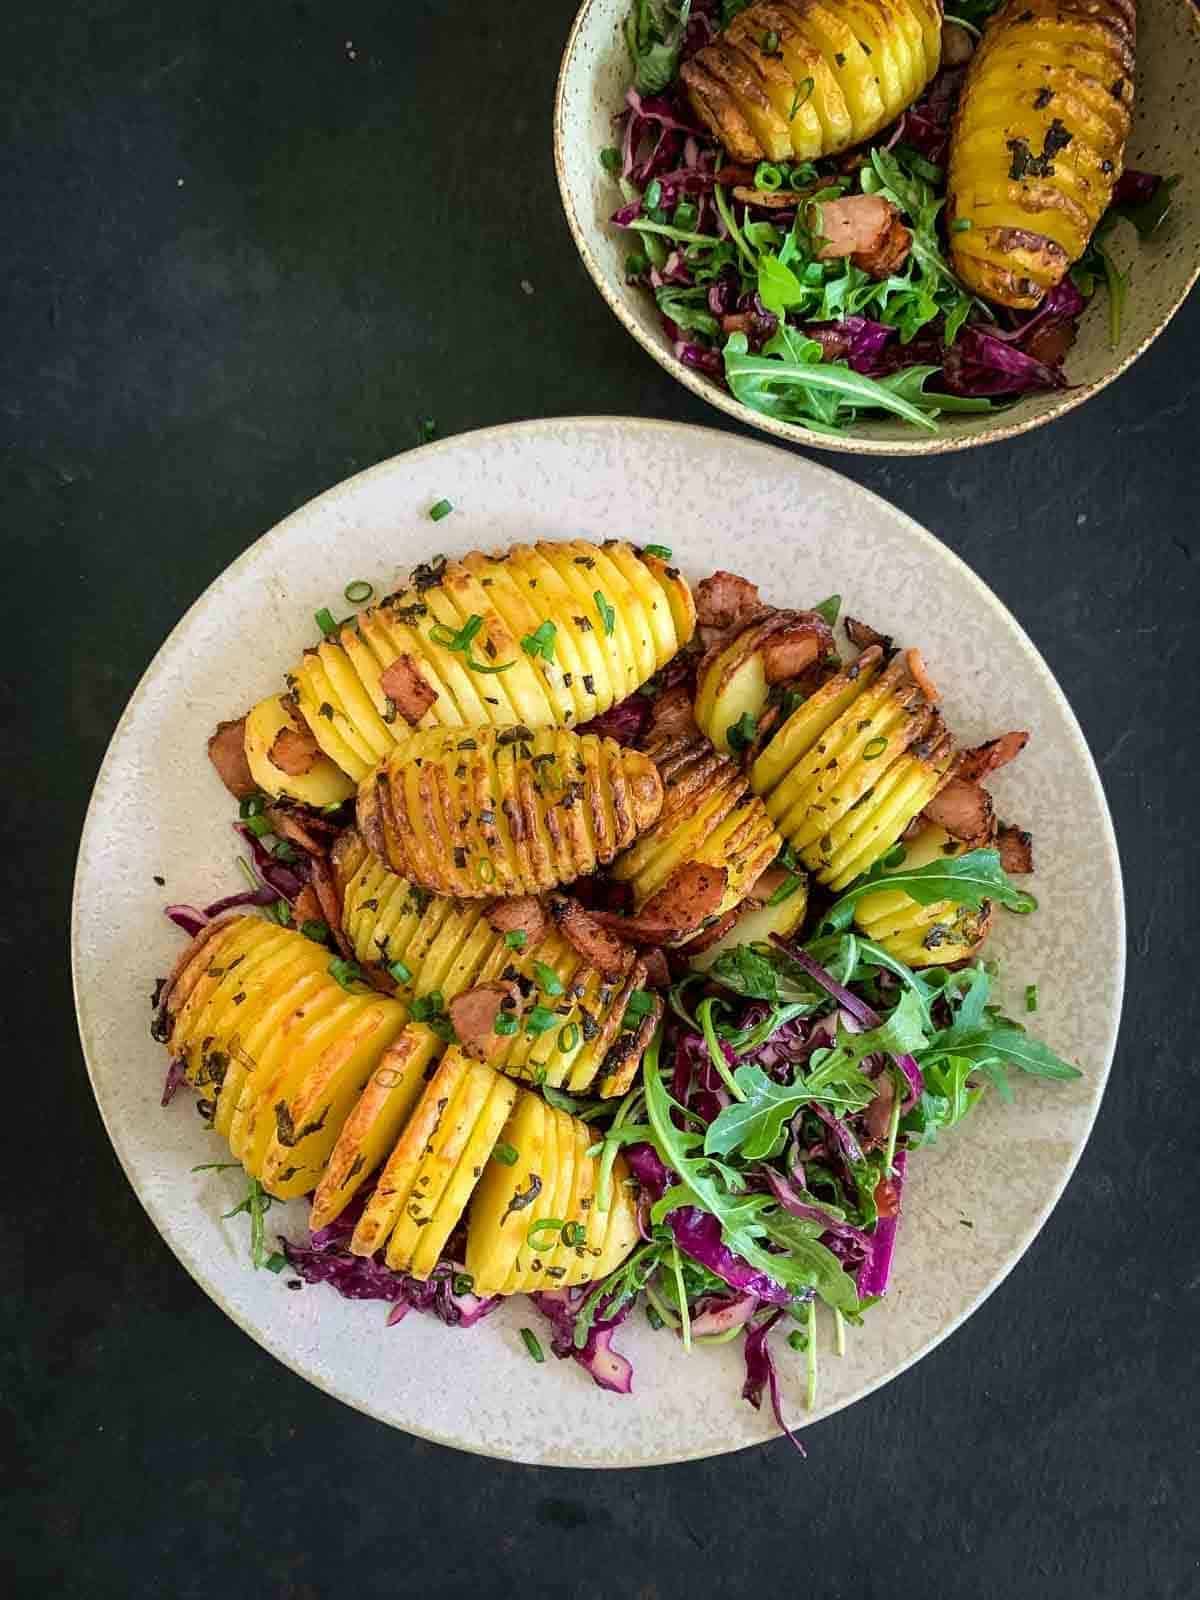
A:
[[508, 1106, 576, 1294], [465, 1090, 549, 1296], [243, 694, 356, 807], [409, 1070, 519, 1280], [686, 876, 810, 970], [853, 823, 993, 965]]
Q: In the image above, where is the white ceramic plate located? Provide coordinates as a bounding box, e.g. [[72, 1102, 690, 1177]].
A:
[[72, 418, 1123, 1466]]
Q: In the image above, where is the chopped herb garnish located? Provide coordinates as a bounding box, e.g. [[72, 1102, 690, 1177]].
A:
[[951, 218, 973, 233], [521, 620, 557, 661], [428, 612, 514, 674], [625, 988, 655, 1022], [528, 1216, 567, 1249], [862, 735, 888, 759], [525, 1005, 557, 1036], [492, 1141, 519, 1166], [388, 959, 413, 984], [1026, 983, 1039, 1013], [788, 77, 815, 120], [812, 593, 841, 626], [599, 146, 621, 174], [429, 498, 454, 521], [642, 543, 672, 560], [594, 590, 616, 636], [264, 1252, 288, 1274], [504, 929, 528, 950], [314, 607, 337, 637], [239, 793, 266, 819], [344, 579, 373, 604], [494, 1012, 519, 1037], [727, 711, 758, 752], [300, 919, 331, 945], [272, 840, 300, 863], [328, 957, 365, 990], [520, 1327, 545, 1363], [533, 960, 565, 998], [557, 1021, 580, 1053]]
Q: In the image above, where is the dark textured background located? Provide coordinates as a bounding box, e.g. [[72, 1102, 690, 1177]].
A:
[[5, 3, 1198, 1596]]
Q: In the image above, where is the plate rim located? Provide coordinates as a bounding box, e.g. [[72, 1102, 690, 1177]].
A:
[[71, 415, 1126, 1465], [552, 0, 1200, 458]]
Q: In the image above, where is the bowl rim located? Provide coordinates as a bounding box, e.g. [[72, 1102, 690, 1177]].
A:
[[553, 0, 1200, 457]]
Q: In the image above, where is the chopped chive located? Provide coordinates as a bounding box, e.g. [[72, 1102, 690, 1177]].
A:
[[244, 813, 271, 839], [272, 840, 300, 863], [862, 735, 888, 759], [239, 793, 266, 819], [387, 959, 412, 984], [528, 1216, 566, 1249], [788, 77, 815, 120], [625, 250, 650, 278], [504, 929, 527, 950], [300, 919, 330, 944], [593, 590, 616, 636], [266, 898, 293, 926], [642, 543, 672, 560], [344, 579, 373, 604], [599, 146, 621, 174], [264, 1252, 288, 1274], [1025, 983, 1039, 1013], [314, 606, 337, 636], [533, 960, 564, 997], [754, 161, 783, 192], [761, 28, 780, 52], [492, 1141, 519, 1166], [812, 592, 841, 625], [429, 498, 453, 522], [429, 612, 513, 674], [624, 989, 654, 1024], [411, 990, 446, 1023], [494, 1012, 519, 1037], [519, 1327, 545, 1363], [328, 957, 365, 990], [525, 1005, 557, 1036], [557, 1021, 580, 1053], [520, 619, 557, 661], [452, 1271, 474, 1295], [561, 1221, 586, 1247], [644, 178, 663, 210], [673, 200, 698, 231], [951, 217, 973, 232]]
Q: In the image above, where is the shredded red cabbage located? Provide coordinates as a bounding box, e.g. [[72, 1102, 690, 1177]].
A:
[[666, 1207, 795, 1307], [160, 1058, 187, 1106], [531, 1286, 635, 1394], [857, 1151, 907, 1298], [942, 325, 1068, 397], [578, 692, 652, 746], [803, 316, 898, 375], [742, 1310, 806, 1455]]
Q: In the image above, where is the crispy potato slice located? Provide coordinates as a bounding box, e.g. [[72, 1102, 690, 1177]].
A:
[[409, 1070, 519, 1280], [853, 823, 994, 965], [244, 695, 356, 806], [686, 878, 810, 970], [509, 1106, 576, 1294], [465, 1090, 549, 1296], [749, 648, 883, 796]]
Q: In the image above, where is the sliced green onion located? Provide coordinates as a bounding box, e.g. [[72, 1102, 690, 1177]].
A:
[[625, 989, 655, 1022], [344, 579, 373, 604], [557, 1022, 580, 1053], [525, 1005, 557, 1036], [599, 146, 621, 174], [642, 543, 672, 560], [520, 620, 557, 661], [644, 178, 663, 210], [411, 990, 446, 1023], [533, 960, 564, 998], [812, 592, 841, 625], [476, 859, 496, 884], [561, 1221, 586, 1248], [239, 794, 266, 819], [519, 1327, 545, 1363], [300, 919, 331, 944], [266, 899, 292, 926], [328, 957, 365, 990], [1025, 983, 1039, 1013], [452, 1271, 475, 1296], [494, 1012, 519, 1037], [761, 28, 780, 52], [788, 78, 814, 120], [387, 959, 412, 984], [727, 711, 758, 752], [272, 840, 300, 863], [492, 1141, 518, 1166], [429, 612, 513, 674], [504, 929, 527, 950], [244, 813, 271, 839], [862, 735, 888, 760], [264, 1252, 288, 1274], [429, 498, 453, 522], [754, 161, 783, 192], [673, 200, 698, 231], [951, 217, 973, 233], [625, 250, 650, 278], [314, 606, 337, 636], [594, 590, 616, 636], [527, 1217, 566, 1249]]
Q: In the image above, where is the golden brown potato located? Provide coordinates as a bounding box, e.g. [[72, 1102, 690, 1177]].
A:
[[682, 0, 941, 162], [947, 0, 1135, 307], [852, 822, 993, 964], [356, 726, 663, 898]]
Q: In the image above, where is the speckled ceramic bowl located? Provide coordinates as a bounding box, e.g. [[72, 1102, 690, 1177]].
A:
[[554, 0, 1199, 455], [73, 419, 1123, 1464]]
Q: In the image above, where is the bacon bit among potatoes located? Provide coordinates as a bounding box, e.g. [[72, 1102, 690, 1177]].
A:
[[378, 652, 438, 724], [207, 716, 258, 799], [957, 731, 1030, 784], [548, 894, 635, 984], [484, 894, 550, 949], [448, 982, 523, 1062]]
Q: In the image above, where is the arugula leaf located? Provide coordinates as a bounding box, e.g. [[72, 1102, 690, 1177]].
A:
[[819, 846, 1038, 934], [654, 285, 720, 337], [1110, 174, 1179, 240], [923, 1020, 1082, 1083], [623, 0, 692, 96], [902, 1056, 983, 1147], [642, 1040, 860, 1312], [704, 988, 928, 1160], [724, 333, 939, 433], [708, 943, 783, 1000]]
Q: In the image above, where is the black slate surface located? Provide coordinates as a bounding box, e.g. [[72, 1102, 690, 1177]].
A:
[[5, 3, 1199, 1596]]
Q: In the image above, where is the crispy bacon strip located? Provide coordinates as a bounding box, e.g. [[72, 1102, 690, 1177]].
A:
[[308, 855, 353, 957], [485, 894, 549, 950], [814, 195, 910, 278], [996, 823, 1034, 875], [379, 654, 438, 725], [956, 731, 1030, 784], [265, 805, 334, 857], [547, 894, 634, 984], [844, 615, 893, 655], [677, 904, 742, 956], [268, 723, 321, 777], [291, 885, 324, 927], [642, 682, 697, 749], [592, 862, 729, 945], [207, 717, 257, 799], [448, 982, 522, 1062], [639, 946, 672, 990], [922, 777, 996, 847], [763, 623, 825, 684], [695, 570, 762, 632], [853, 211, 912, 279]]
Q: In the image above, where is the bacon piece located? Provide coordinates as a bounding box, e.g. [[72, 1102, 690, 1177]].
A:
[[844, 615, 893, 655], [447, 982, 522, 1062], [547, 894, 634, 983], [922, 777, 996, 847], [996, 823, 1034, 875], [379, 654, 437, 725], [593, 862, 729, 945], [308, 856, 353, 957], [484, 894, 549, 950], [956, 731, 1030, 784], [265, 805, 333, 857], [677, 904, 742, 957], [763, 621, 828, 685], [642, 682, 697, 749], [268, 723, 321, 777], [853, 212, 912, 279], [814, 195, 894, 260], [639, 946, 672, 990], [746, 865, 792, 905], [905, 647, 939, 705], [207, 717, 257, 800], [291, 885, 324, 927], [731, 185, 802, 209], [695, 570, 762, 632], [941, 19, 975, 66]]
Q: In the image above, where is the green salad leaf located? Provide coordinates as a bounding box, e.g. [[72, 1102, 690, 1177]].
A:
[[624, 0, 692, 96], [819, 846, 1039, 933]]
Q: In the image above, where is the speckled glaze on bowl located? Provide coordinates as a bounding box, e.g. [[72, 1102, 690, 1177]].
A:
[[554, 0, 1199, 455], [72, 419, 1123, 1465]]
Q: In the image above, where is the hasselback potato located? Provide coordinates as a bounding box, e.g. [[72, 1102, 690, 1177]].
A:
[[946, 0, 1135, 308], [158, 916, 643, 1287], [852, 822, 992, 964], [331, 827, 660, 1099], [249, 541, 694, 797], [611, 729, 782, 944], [746, 646, 955, 889], [681, 0, 943, 162], [357, 726, 664, 897]]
